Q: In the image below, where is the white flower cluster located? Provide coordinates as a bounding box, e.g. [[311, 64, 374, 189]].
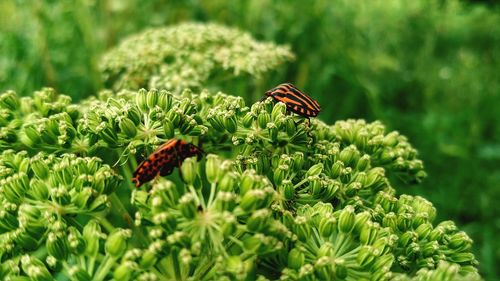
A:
[[100, 23, 294, 92]]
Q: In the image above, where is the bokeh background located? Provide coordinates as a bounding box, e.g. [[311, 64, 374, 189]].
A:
[[1, 0, 499, 279]]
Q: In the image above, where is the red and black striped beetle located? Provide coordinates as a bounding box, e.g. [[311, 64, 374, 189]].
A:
[[265, 83, 321, 118], [132, 139, 203, 188]]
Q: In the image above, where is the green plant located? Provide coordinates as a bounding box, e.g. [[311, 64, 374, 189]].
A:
[[1, 20, 486, 280], [0, 86, 479, 280]]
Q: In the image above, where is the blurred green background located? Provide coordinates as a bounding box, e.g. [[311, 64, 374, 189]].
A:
[[1, 0, 499, 279]]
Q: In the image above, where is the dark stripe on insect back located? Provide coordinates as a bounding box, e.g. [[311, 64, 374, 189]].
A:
[[288, 87, 320, 112], [272, 92, 303, 106], [284, 83, 320, 110]]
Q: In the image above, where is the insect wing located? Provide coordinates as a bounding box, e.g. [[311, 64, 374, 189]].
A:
[[266, 83, 320, 117], [132, 140, 178, 187]]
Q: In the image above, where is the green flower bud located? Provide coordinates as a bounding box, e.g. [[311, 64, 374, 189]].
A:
[[317, 242, 335, 257], [240, 171, 257, 195], [166, 109, 181, 127], [399, 231, 417, 248], [319, 216, 336, 238], [241, 112, 255, 128], [83, 220, 103, 257], [221, 213, 237, 236], [0, 209, 19, 232], [247, 209, 271, 232], [267, 122, 278, 141], [371, 254, 394, 273], [46, 255, 62, 272], [158, 90, 173, 110], [240, 189, 266, 212], [18, 230, 41, 251], [0, 90, 19, 111], [100, 126, 119, 145], [146, 89, 159, 108], [422, 241, 439, 257], [382, 212, 398, 230], [20, 255, 52, 281], [180, 157, 198, 185], [208, 115, 226, 132], [214, 192, 237, 212], [105, 229, 132, 258], [338, 205, 355, 233], [140, 250, 158, 269], [46, 232, 69, 260], [127, 106, 142, 125], [205, 154, 221, 184], [224, 116, 238, 133], [30, 156, 49, 180], [356, 154, 370, 171], [339, 145, 360, 167], [357, 246, 375, 267], [218, 172, 237, 192], [258, 112, 271, 129], [330, 161, 343, 178], [282, 179, 295, 200], [294, 216, 310, 242], [88, 195, 109, 212], [383, 132, 399, 147], [114, 262, 134, 281], [345, 181, 361, 197], [271, 102, 286, 121], [273, 164, 288, 186], [68, 227, 86, 255], [3, 172, 29, 203], [448, 252, 476, 263], [298, 264, 314, 279], [360, 222, 380, 245], [353, 211, 371, 234], [178, 193, 198, 218], [28, 178, 49, 201], [314, 256, 333, 280], [288, 248, 305, 270], [119, 118, 137, 138], [285, 117, 297, 136], [309, 178, 323, 198], [448, 231, 472, 251], [72, 187, 93, 209], [415, 223, 433, 240], [374, 191, 396, 213], [69, 266, 92, 281], [306, 163, 323, 178]]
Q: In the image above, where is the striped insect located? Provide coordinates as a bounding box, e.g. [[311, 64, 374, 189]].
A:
[[265, 83, 321, 118], [132, 139, 203, 188]]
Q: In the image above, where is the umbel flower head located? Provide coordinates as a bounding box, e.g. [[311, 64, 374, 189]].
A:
[[0, 21, 479, 279], [99, 22, 294, 92], [0, 82, 479, 280]]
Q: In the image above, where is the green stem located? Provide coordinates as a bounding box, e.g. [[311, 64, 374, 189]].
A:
[[207, 182, 217, 207], [109, 193, 133, 228], [93, 215, 115, 233], [93, 256, 117, 281]]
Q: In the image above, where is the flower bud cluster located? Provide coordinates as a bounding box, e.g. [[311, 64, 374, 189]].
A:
[[371, 192, 479, 276], [0, 82, 479, 279], [331, 119, 427, 184], [280, 202, 397, 280], [0, 88, 80, 153], [391, 261, 481, 281], [0, 150, 120, 262], [122, 155, 287, 280], [99, 23, 294, 92]]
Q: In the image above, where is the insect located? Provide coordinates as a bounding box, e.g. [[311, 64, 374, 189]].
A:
[[265, 83, 321, 118], [132, 139, 203, 188]]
